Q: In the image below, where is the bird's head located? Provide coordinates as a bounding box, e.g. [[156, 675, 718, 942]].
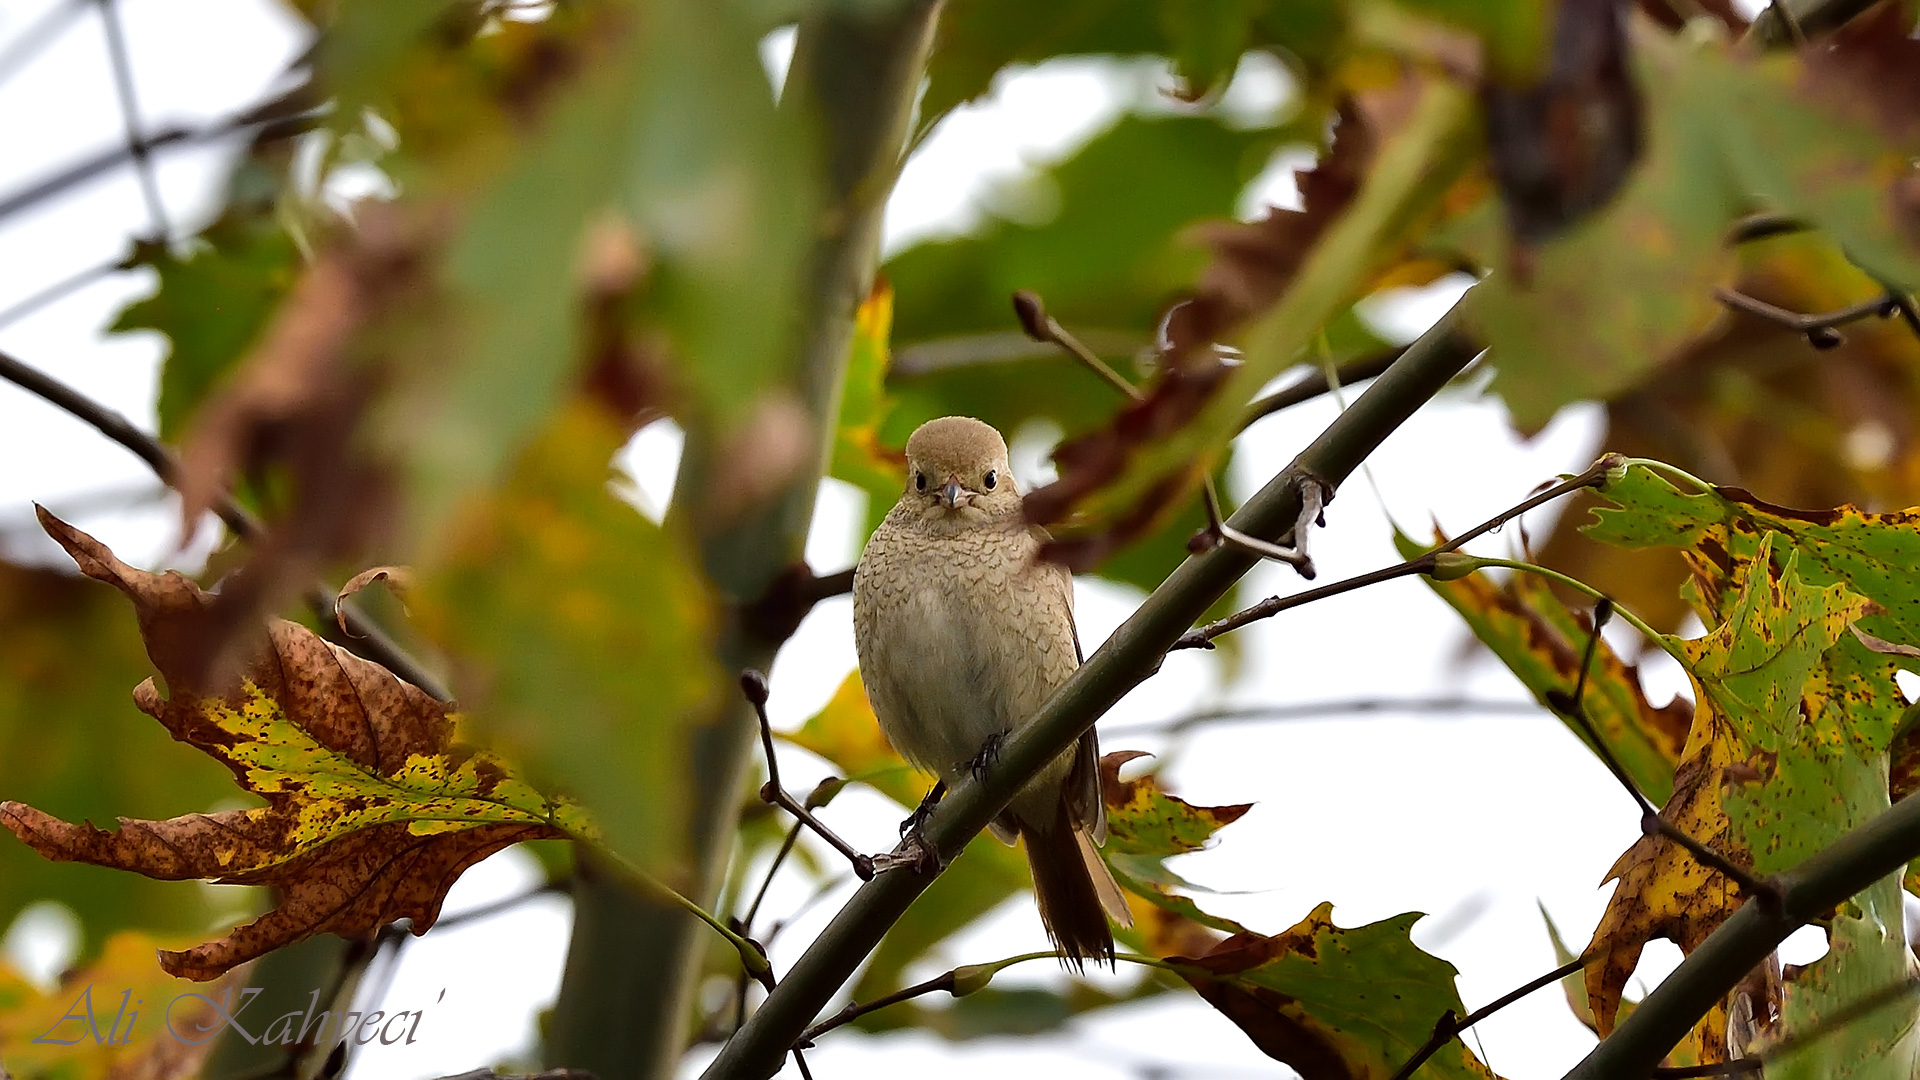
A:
[[901, 416, 1021, 525]]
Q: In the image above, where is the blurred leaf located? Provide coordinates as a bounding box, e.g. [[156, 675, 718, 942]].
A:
[[0, 932, 240, 1080], [1535, 230, 1920, 636], [783, 671, 926, 806], [830, 283, 908, 516], [1479, 0, 1639, 246], [0, 562, 235, 955], [113, 217, 302, 443], [1453, 25, 1739, 433], [2, 512, 578, 981], [1026, 77, 1477, 569], [1395, 527, 1688, 804], [1170, 902, 1494, 1080], [887, 113, 1285, 356], [415, 400, 721, 880], [917, 1, 1165, 132]]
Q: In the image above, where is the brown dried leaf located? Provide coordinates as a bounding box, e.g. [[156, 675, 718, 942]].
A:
[[0, 511, 580, 981], [1027, 100, 1380, 568], [335, 564, 415, 634]]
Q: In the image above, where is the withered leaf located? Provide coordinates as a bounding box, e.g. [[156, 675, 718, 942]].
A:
[[334, 564, 415, 634], [0, 511, 587, 981], [1027, 100, 1378, 570]]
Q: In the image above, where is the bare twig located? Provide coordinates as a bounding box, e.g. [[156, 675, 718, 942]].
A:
[[1545, 596, 1784, 906], [0, 250, 131, 331], [0, 0, 85, 90], [740, 670, 877, 881], [798, 969, 957, 1046], [1391, 954, 1596, 1080], [1012, 289, 1143, 402], [1172, 455, 1620, 651], [0, 348, 451, 700], [1713, 286, 1906, 350], [0, 85, 319, 227], [96, 0, 170, 239], [1103, 697, 1543, 736]]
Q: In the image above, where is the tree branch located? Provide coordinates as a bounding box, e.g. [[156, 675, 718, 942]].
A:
[[1562, 792, 1920, 1080], [1392, 954, 1595, 1080], [0, 348, 450, 699], [700, 295, 1483, 1080]]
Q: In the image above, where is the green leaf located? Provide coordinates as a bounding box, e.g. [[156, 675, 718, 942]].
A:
[[1449, 28, 1741, 432], [1171, 903, 1493, 1080], [114, 225, 302, 442], [415, 401, 721, 876], [917, 1, 1164, 133], [1765, 878, 1920, 1080], [1577, 461, 1918, 1052]]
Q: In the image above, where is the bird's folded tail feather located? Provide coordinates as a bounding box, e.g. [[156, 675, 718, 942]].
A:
[[1021, 806, 1130, 969]]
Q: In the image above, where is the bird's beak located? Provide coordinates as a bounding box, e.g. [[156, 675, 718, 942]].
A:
[[941, 476, 964, 509]]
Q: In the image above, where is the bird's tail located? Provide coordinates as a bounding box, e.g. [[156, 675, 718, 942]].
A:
[[1020, 804, 1133, 969]]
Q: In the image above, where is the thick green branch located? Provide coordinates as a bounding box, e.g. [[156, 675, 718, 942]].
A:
[[700, 302, 1481, 1080], [1562, 792, 1920, 1080]]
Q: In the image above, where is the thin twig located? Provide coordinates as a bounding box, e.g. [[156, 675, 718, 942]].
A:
[[0, 86, 319, 227], [1012, 289, 1143, 401], [1713, 286, 1904, 349], [1391, 954, 1597, 1080], [96, 0, 170, 239], [1542, 591, 1783, 904], [740, 670, 877, 881], [0, 0, 85, 90], [0, 251, 129, 331], [798, 970, 957, 1046], [0, 347, 451, 700], [1240, 348, 1404, 429], [1172, 454, 1620, 651], [421, 878, 570, 933], [742, 820, 807, 933], [1103, 697, 1543, 736]]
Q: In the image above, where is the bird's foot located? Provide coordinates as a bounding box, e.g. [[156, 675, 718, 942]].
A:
[[898, 780, 947, 838], [967, 730, 1007, 785]]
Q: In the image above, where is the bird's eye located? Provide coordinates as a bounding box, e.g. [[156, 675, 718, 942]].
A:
[[983, 470, 998, 490], [914, 471, 927, 492]]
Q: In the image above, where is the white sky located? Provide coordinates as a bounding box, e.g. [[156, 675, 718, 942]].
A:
[[0, 3, 1827, 1079]]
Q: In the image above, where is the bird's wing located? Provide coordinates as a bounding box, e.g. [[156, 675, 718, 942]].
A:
[[1029, 529, 1105, 842]]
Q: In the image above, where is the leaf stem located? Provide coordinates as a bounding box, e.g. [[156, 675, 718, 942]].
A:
[[1391, 953, 1596, 1080], [1466, 558, 1677, 661], [594, 844, 775, 990]]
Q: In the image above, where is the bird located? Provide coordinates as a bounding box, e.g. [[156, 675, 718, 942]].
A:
[[852, 415, 1132, 966]]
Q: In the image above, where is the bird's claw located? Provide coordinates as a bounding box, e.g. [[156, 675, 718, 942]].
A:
[[898, 780, 947, 838], [967, 731, 1006, 785]]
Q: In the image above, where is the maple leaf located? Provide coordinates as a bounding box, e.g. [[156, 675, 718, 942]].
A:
[[1169, 903, 1494, 1080], [1574, 466, 1913, 1058], [0, 510, 588, 981]]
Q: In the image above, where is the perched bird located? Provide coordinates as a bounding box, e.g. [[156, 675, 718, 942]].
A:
[[852, 415, 1132, 966]]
